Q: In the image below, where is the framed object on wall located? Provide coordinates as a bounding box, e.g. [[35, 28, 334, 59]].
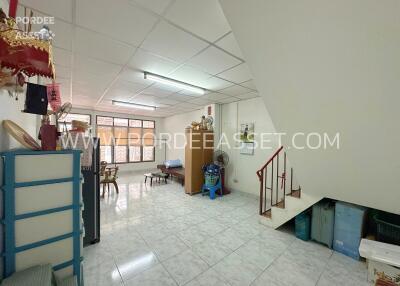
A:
[[240, 142, 255, 155], [240, 123, 254, 142]]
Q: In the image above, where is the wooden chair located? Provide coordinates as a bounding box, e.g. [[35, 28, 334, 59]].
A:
[[100, 161, 119, 197]]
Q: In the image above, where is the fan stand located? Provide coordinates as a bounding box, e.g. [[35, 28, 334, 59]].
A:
[[218, 167, 231, 195]]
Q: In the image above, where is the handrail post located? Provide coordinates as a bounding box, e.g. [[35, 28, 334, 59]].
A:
[[271, 159, 274, 206], [290, 167, 293, 195], [276, 153, 279, 205], [259, 170, 264, 215], [283, 152, 286, 196]]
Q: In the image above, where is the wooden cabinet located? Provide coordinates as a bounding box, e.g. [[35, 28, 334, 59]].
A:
[[184, 129, 214, 195]]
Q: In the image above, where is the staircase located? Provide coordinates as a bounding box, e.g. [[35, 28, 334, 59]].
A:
[[257, 146, 321, 229]]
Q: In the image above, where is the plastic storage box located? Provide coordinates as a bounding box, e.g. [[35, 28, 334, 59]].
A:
[[374, 212, 400, 246], [311, 201, 335, 248], [333, 202, 367, 260], [0, 150, 83, 285], [295, 212, 311, 241]]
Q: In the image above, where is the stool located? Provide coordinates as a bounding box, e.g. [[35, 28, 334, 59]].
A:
[[202, 179, 222, 200], [144, 173, 155, 186]]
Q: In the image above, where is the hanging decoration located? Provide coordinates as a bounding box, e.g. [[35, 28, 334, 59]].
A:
[[0, 0, 56, 80], [46, 82, 61, 112]]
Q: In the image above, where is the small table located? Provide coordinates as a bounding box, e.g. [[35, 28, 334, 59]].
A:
[[154, 172, 169, 184], [144, 172, 169, 186]]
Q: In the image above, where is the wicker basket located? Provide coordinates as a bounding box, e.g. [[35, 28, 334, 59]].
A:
[[205, 173, 219, 186]]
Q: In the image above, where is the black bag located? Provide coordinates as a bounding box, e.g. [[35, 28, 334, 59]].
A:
[[23, 83, 48, 115]]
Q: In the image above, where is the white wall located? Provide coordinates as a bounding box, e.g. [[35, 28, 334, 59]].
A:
[[161, 109, 204, 165], [221, 97, 278, 195], [71, 107, 165, 172], [220, 0, 400, 214], [0, 90, 39, 152], [161, 98, 280, 196]]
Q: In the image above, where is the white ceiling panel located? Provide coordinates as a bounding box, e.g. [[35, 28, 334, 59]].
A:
[[72, 82, 105, 97], [130, 94, 168, 107], [157, 98, 181, 105], [52, 20, 73, 51], [53, 48, 71, 68], [75, 27, 135, 65], [169, 65, 210, 88], [19, 0, 73, 22], [215, 32, 244, 59], [165, 0, 230, 42], [129, 49, 179, 76], [141, 21, 208, 63], [167, 93, 193, 102], [150, 83, 182, 93], [129, 0, 173, 15], [71, 96, 98, 107], [219, 85, 251, 96], [76, 0, 158, 46], [187, 46, 241, 75], [236, 92, 259, 100], [103, 89, 134, 102], [55, 65, 71, 79], [110, 79, 149, 95], [217, 96, 240, 104], [217, 63, 252, 83], [188, 97, 213, 106], [239, 80, 257, 90], [141, 86, 177, 98], [175, 102, 201, 109], [204, 92, 230, 101], [119, 68, 153, 86], [197, 76, 234, 91], [73, 55, 122, 78]]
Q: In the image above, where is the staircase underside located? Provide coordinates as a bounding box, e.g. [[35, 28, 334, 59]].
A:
[[259, 192, 322, 229]]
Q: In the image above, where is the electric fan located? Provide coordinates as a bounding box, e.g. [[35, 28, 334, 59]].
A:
[[213, 150, 230, 195], [214, 149, 229, 167]]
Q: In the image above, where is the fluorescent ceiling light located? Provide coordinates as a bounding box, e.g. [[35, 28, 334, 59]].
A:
[[112, 100, 156, 111], [144, 72, 205, 95]]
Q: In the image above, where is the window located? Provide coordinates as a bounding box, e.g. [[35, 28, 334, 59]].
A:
[[96, 116, 155, 164], [58, 113, 91, 134]]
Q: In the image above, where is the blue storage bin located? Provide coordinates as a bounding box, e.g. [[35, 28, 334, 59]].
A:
[[295, 212, 311, 241], [333, 202, 367, 260]]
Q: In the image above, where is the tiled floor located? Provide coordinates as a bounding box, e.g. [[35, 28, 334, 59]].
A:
[[83, 171, 370, 286]]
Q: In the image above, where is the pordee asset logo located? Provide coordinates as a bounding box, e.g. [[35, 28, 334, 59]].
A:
[[14, 17, 55, 41]]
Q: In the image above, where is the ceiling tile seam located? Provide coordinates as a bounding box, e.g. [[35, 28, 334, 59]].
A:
[[16, 3, 73, 24], [127, 0, 245, 62], [162, 18, 245, 62], [63, 5, 246, 104], [96, 0, 179, 109], [128, 0, 177, 18], [73, 23, 139, 49], [94, 11, 166, 108]]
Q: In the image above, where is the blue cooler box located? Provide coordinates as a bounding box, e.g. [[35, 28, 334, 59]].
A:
[[333, 202, 367, 260]]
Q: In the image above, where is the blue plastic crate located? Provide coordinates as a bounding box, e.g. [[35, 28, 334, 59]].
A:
[[295, 212, 311, 241], [333, 202, 366, 260]]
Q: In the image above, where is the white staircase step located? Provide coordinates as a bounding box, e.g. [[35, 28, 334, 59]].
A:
[[2, 264, 54, 286], [259, 192, 322, 229]]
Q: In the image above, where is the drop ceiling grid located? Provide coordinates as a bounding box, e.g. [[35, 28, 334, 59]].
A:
[[17, 0, 258, 117]]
